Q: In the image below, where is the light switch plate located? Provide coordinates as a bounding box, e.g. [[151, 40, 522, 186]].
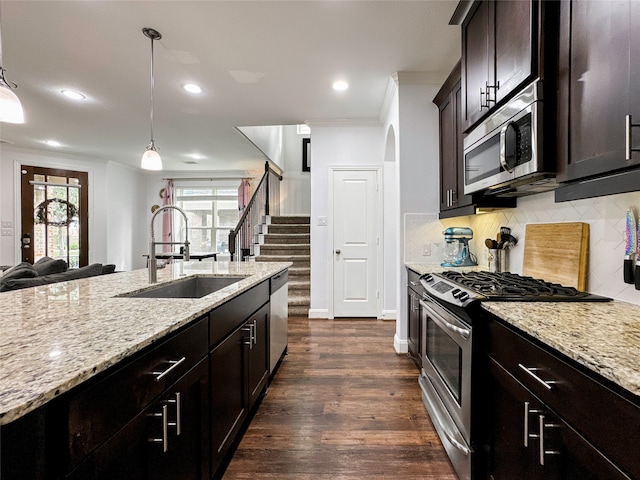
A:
[[1, 221, 12, 229], [318, 216, 327, 226], [1, 229, 13, 237]]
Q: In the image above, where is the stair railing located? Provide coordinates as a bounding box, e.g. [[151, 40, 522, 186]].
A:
[[229, 161, 283, 261]]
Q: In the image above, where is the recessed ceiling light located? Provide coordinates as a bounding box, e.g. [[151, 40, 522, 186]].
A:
[[183, 83, 203, 94], [188, 153, 205, 160], [61, 89, 86, 100], [332, 80, 349, 91], [45, 140, 62, 147]]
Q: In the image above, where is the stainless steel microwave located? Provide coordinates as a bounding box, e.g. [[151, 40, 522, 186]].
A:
[[463, 81, 556, 197]]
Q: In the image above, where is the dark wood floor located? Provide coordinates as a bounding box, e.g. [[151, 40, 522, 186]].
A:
[[222, 317, 457, 479]]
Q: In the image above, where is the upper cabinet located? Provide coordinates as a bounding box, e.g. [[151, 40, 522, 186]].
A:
[[555, 0, 640, 201], [457, 0, 546, 132], [435, 62, 472, 214], [435, 61, 516, 219]]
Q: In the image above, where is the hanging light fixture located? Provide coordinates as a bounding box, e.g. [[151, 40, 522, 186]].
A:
[[0, 3, 25, 124], [141, 27, 162, 171]]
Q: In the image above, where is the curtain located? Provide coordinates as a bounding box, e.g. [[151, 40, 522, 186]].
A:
[[238, 179, 251, 211], [161, 180, 174, 253]]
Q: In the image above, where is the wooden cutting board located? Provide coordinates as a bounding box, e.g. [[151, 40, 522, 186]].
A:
[[521, 222, 589, 290]]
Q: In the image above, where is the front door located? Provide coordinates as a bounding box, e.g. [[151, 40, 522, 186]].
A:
[[20, 165, 89, 267], [331, 168, 380, 317]]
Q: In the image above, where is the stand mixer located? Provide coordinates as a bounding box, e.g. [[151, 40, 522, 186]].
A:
[[441, 227, 477, 267]]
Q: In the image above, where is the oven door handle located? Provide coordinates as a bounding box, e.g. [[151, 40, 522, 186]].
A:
[[419, 300, 470, 340], [418, 375, 471, 456]]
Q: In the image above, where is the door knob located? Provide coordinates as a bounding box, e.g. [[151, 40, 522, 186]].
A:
[[335, 249, 341, 254]]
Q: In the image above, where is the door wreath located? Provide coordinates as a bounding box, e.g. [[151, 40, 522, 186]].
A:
[[34, 198, 79, 227]]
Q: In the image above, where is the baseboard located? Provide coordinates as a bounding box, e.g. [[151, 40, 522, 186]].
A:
[[308, 308, 329, 319], [380, 309, 397, 320], [394, 334, 408, 355]]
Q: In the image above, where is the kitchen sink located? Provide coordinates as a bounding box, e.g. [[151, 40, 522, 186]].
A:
[[117, 276, 245, 299]]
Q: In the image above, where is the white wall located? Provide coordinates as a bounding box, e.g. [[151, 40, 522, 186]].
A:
[[380, 79, 442, 352], [280, 126, 311, 215], [308, 123, 385, 318], [106, 162, 147, 270], [237, 125, 283, 167]]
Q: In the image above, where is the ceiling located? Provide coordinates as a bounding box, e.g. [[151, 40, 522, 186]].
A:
[[0, 1, 460, 174]]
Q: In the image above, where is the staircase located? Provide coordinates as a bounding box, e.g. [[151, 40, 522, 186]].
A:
[[253, 215, 310, 317]]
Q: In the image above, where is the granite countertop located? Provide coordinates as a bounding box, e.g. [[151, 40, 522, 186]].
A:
[[406, 263, 640, 400], [481, 301, 640, 399], [0, 261, 291, 425]]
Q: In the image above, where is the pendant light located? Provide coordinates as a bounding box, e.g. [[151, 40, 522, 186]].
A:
[[0, 3, 25, 124], [141, 27, 162, 171]]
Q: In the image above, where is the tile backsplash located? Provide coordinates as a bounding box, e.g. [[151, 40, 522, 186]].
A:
[[405, 190, 640, 304]]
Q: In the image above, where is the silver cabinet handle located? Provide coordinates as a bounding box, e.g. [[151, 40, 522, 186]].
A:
[[538, 415, 561, 465], [518, 363, 557, 390], [148, 404, 168, 452], [409, 281, 418, 286], [167, 392, 181, 436], [152, 357, 186, 382], [523, 401, 542, 447], [242, 325, 253, 349], [252, 319, 257, 346], [626, 114, 640, 160]]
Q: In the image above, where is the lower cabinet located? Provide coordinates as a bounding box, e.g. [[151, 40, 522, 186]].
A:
[[67, 359, 209, 480], [407, 268, 422, 369], [210, 302, 270, 475], [484, 316, 638, 480], [488, 357, 628, 480]]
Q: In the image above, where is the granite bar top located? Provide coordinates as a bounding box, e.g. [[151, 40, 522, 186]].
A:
[[0, 261, 290, 425], [405, 263, 640, 400]]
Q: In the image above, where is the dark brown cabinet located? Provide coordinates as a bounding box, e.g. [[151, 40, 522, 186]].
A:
[[66, 359, 209, 480], [459, 0, 537, 131], [484, 316, 639, 479], [435, 62, 472, 214], [246, 303, 270, 406], [555, 0, 640, 201], [407, 268, 422, 369], [434, 62, 516, 218], [209, 301, 270, 472], [453, 0, 558, 133]]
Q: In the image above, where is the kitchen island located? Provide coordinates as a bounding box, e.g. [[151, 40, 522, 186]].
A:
[[0, 260, 290, 479]]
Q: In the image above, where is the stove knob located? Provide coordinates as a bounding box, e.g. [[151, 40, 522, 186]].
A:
[[458, 292, 470, 302], [451, 288, 461, 297], [423, 274, 433, 282]]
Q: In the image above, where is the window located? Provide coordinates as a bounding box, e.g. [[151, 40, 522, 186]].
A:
[[174, 185, 239, 254]]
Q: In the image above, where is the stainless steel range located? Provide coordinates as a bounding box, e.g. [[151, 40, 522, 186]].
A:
[[416, 270, 611, 480]]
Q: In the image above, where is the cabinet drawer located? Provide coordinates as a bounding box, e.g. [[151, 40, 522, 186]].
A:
[[209, 280, 269, 348], [65, 316, 208, 470], [487, 318, 640, 478]]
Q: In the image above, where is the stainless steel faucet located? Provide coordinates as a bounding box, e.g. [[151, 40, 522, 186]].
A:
[[149, 205, 190, 283]]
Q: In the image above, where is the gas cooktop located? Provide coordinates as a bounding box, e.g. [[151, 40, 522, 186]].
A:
[[420, 271, 611, 307]]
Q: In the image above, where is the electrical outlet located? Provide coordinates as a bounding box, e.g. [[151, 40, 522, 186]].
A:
[[422, 243, 431, 256], [1, 229, 13, 237]]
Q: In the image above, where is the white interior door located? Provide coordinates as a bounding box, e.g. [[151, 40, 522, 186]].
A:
[[332, 168, 379, 317]]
